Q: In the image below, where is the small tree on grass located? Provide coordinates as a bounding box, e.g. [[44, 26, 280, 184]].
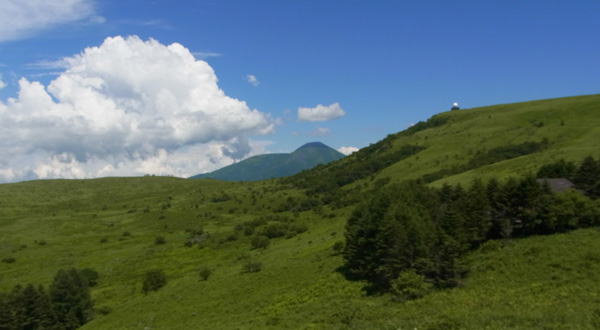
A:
[[198, 266, 212, 281], [142, 270, 167, 294]]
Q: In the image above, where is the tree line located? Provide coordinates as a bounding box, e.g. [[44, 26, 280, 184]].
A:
[[537, 155, 600, 198], [0, 268, 96, 330], [343, 161, 600, 295]]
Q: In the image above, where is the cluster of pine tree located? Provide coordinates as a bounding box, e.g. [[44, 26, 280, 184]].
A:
[[0, 269, 94, 330], [537, 156, 600, 198], [343, 174, 600, 293]]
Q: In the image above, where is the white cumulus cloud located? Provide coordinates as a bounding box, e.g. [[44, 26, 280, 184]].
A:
[[298, 102, 345, 122], [0, 35, 275, 182], [246, 74, 259, 86], [337, 146, 359, 155], [0, 0, 97, 42]]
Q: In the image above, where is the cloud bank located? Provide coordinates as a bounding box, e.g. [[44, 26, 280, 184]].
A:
[[0, 0, 98, 42], [337, 146, 359, 155], [0, 35, 274, 182], [298, 102, 345, 122]]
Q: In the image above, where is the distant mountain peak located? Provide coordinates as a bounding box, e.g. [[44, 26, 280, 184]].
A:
[[295, 141, 329, 151], [190, 141, 344, 181]]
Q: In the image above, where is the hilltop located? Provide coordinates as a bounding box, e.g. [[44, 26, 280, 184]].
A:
[[190, 142, 345, 181], [1, 94, 600, 329]]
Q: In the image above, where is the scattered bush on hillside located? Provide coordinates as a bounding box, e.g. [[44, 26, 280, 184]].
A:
[[155, 236, 166, 245], [259, 223, 288, 239], [286, 223, 308, 238], [142, 270, 167, 294], [210, 193, 231, 203], [251, 235, 270, 249], [184, 228, 207, 247], [2, 257, 16, 264], [198, 266, 212, 281], [242, 261, 262, 273]]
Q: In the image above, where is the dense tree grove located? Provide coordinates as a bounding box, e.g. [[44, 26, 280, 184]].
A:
[[343, 174, 600, 293], [0, 269, 94, 330]]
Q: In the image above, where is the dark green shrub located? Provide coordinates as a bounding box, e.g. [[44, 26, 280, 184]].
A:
[[390, 270, 432, 302], [287, 223, 308, 236], [154, 236, 166, 245], [198, 266, 212, 281], [142, 270, 167, 294], [122, 231, 131, 237], [1, 257, 15, 264], [251, 235, 270, 249], [259, 223, 288, 238], [242, 261, 262, 273], [332, 241, 344, 254]]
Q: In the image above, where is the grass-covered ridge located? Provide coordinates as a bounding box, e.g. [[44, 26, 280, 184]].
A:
[[1, 94, 600, 329]]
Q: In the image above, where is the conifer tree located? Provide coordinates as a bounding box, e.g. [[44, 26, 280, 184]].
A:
[[574, 156, 600, 191], [50, 269, 93, 329]]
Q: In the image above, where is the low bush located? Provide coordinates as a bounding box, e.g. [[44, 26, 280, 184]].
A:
[[155, 236, 166, 245], [390, 270, 433, 302], [242, 261, 262, 273], [251, 235, 270, 249], [1, 257, 16, 263], [142, 270, 167, 294], [198, 266, 212, 281]]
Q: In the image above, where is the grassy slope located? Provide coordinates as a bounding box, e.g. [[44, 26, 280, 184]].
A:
[[1, 95, 600, 329], [379, 94, 600, 186]]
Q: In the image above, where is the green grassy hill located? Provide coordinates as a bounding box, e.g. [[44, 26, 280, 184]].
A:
[[190, 142, 345, 181], [1, 94, 600, 329]]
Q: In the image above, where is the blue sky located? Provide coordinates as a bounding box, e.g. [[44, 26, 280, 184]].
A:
[[0, 0, 599, 181]]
